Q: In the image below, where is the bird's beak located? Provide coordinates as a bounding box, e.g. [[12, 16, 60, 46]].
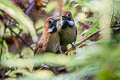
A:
[[55, 18, 60, 22]]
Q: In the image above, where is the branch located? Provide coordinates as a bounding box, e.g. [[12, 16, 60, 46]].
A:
[[54, 0, 63, 17], [36, 26, 43, 32], [65, 29, 101, 54], [25, 2, 35, 15], [6, 26, 34, 52]]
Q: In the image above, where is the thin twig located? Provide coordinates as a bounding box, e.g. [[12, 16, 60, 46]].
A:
[[6, 26, 34, 52], [25, 2, 35, 15], [65, 29, 101, 54], [36, 26, 43, 32]]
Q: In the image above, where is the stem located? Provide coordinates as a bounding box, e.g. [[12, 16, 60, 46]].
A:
[[0, 27, 6, 61]]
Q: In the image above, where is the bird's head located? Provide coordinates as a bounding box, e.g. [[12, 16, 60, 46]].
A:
[[62, 11, 72, 20], [61, 11, 74, 27], [45, 17, 60, 33]]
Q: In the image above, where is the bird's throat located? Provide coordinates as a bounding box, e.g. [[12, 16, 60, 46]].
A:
[[62, 20, 74, 28]]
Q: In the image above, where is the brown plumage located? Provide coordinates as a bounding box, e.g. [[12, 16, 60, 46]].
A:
[[58, 11, 77, 52], [34, 17, 61, 54]]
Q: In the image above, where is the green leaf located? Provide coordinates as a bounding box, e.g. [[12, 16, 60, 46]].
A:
[[21, 47, 34, 58], [82, 18, 99, 36], [0, 37, 8, 53], [44, 1, 57, 12], [0, 0, 38, 42], [34, 53, 72, 67], [0, 21, 5, 37]]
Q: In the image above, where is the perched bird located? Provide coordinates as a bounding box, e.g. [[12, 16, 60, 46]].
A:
[[58, 10, 77, 52], [34, 17, 62, 54]]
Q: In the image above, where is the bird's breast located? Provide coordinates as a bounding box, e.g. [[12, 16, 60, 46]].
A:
[[59, 26, 76, 45], [46, 32, 60, 53]]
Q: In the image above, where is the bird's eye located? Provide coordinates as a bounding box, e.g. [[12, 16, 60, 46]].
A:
[[48, 19, 54, 24], [48, 20, 52, 23], [67, 13, 70, 17]]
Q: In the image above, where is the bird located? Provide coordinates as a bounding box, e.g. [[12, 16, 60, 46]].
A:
[[34, 16, 62, 54], [58, 10, 77, 52]]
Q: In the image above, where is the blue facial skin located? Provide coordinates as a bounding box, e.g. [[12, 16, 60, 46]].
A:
[[48, 19, 54, 24], [48, 25, 55, 33], [61, 20, 65, 26], [61, 20, 74, 28], [67, 20, 74, 26]]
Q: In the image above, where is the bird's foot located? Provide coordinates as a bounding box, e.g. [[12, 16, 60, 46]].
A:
[[71, 44, 76, 50], [60, 50, 64, 54], [58, 45, 64, 54]]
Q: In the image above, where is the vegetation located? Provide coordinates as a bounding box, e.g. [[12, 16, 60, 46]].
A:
[[0, 0, 120, 80]]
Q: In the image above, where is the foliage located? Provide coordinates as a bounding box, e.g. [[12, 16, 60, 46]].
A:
[[0, 0, 38, 42]]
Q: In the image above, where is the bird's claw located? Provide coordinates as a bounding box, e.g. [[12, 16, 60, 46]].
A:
[[71, 44, 76, 50]]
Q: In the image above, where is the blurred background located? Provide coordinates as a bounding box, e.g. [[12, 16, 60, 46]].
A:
[[0, 0, 120, 80]]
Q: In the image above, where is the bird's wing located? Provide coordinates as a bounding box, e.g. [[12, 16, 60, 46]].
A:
[[34, 37, 44, 54], [34, 33, 50, 54], [74, 26, 77, 43]]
